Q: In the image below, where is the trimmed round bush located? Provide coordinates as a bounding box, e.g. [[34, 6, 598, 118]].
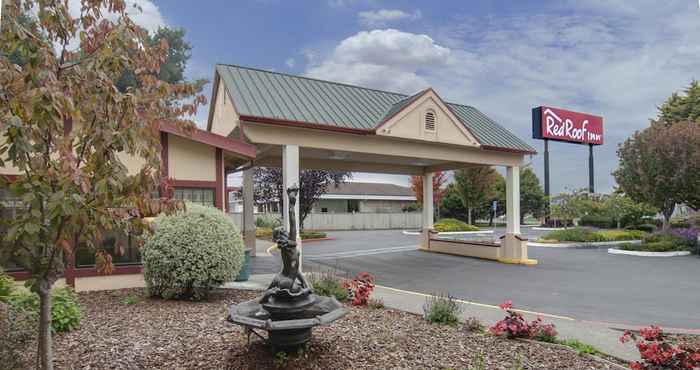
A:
[[142, 203, 244, 300]]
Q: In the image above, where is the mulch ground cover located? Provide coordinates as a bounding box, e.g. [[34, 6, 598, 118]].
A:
[[52, 288, 628, 369]]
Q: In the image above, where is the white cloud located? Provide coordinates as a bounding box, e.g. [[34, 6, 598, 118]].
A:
[[358, 9, 421, 27], [285, 57, 296, 68], [66, 0, 166, 33], [306, 29, 450, 92], [305, 3, 700, 193]]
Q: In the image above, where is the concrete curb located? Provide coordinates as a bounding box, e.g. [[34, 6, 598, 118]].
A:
[[608, 248, 691, 257], [402, 230, 493, 236]]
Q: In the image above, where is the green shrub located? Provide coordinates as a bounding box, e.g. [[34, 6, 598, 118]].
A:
[[557, 339, 601, 356], [626, 224, 657, 233], [8, 288, 81, 333], [256, 227, 273, 241], [309, 271, 348, 302], [620, 233, 694, 252], [0, 271, 15, 303], [423, 293, 462, 326], [0, 301, 36, 370], [434, 218, 480, 232], [579, 215, 615, 229], [255, 216, 281, 229], [300, 231, 327, 240], [597, 229, 646, 241], [143, 203, 245, 300], [541, 228, 606, 242], [670, 219, 690, 229], [50, 288, 81, 332], [541, 228, 644, 243]]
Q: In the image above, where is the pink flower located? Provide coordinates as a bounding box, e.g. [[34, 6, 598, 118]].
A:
[[498, 300, 513, 310]]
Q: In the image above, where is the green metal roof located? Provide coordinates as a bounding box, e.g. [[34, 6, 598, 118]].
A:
[[216, 64, 536, 154]]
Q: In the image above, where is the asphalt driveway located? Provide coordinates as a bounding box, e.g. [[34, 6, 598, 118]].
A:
[[302, 229, 700, 329]]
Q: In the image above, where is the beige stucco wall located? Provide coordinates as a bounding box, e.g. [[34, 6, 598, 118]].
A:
[[377, 92, 479, 147], [168, 134, 216, 181], [117, 151, 148, 175], [210, 81, 239, 137], [243, 122, 524, 168], [424, 239, 502, 260]]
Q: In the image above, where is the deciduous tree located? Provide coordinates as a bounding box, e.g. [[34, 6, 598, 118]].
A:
[[410, 171, 448, 214], [519, 167, 546, 224], [453, 167, 498, 225], [252, 168, 350, 229], [0, 1, 203, 368], [659, 81, 700, 124], [614, 121, 700, 231]]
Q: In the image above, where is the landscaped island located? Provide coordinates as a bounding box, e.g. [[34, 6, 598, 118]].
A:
[[537, 228, 645, 243]]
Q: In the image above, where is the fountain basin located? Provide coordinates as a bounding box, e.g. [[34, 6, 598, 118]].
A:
[[228, 295, 348, 347]]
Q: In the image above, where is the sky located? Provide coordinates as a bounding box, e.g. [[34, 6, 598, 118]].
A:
[[118, 0, 700, 194]]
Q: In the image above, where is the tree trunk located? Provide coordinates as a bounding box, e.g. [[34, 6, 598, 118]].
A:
[[662, 205, 674, 232], [616, 219, 621, 229], [662, 215, 671, 232], [467, 207, 472, 225], [37, 279, 54, 370]]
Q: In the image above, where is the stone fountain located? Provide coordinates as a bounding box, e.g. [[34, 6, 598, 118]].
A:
[[227, 186, 348, 348]]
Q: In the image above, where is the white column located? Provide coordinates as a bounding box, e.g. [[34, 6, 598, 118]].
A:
[[419, 172, 434, 250], [506, 166, 520, 235], [242, 168, 256, 256], [282, 145, 301, 266], [422, 172, 434, 229]]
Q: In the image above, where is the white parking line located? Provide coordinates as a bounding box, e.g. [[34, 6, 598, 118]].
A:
[[307, 245, 418, 260]]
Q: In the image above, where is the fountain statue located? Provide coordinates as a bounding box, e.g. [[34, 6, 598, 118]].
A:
[[228, 186, 348, 348]]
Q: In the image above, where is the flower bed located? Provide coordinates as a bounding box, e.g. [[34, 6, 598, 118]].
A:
[[48, 288, 625, 369], [539, 228, 645, 243]]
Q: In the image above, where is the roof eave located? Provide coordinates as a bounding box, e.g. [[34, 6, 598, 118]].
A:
[[239, 115, 375, 135], [480, 145, 537, 155]]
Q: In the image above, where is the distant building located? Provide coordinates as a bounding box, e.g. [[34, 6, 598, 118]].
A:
[[228, 182, 416, 214], [313, 182, 416, 213]]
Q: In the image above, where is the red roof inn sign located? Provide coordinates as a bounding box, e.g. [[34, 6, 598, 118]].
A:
[[532, 106, 604, 214], [532, 106, 603, 145]]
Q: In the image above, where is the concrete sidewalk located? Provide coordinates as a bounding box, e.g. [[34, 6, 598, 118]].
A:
[[372, 285, 639, 362], [224, 273, 640, 362]]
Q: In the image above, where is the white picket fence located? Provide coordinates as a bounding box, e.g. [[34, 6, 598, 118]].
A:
[[229, 212, 422, 231]]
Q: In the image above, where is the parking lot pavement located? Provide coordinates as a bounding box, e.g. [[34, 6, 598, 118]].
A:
[[302, 229, 700, 329]]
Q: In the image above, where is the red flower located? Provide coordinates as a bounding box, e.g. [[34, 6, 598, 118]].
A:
[[498, 300, 513, 310]]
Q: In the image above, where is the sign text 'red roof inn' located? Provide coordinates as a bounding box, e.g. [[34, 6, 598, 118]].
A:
[[532, 106, 603, 145]]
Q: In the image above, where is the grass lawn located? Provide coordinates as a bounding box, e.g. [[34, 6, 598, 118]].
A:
[[46, 288, 625, 369]]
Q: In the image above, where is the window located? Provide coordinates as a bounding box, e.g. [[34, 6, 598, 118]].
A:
[[1, 188, 24, 271], [75, 231, 141, 267], [321, 207, 328, 213], [173, 187, 215, 207], [347, 199, 360, 213], [425, 110, 436, 131]]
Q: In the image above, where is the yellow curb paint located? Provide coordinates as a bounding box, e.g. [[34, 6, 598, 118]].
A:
[[375, 284, 574, 321], [497, 257, 539, 266], [265, 243, 277, 256]]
